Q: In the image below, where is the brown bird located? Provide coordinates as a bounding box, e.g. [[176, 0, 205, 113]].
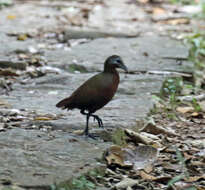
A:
[[56, 55, 128, 137]]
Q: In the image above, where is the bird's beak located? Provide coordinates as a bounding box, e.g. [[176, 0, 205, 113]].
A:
[[119, 62, 128, 73]]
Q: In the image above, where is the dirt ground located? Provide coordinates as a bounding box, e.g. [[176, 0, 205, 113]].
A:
[[0, 0, 205, 189]]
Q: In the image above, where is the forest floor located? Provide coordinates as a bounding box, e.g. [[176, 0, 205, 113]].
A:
[[0, 0, 204, 189]]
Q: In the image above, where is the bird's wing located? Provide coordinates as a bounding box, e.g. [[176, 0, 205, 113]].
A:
[[71, 73, 116, 110]]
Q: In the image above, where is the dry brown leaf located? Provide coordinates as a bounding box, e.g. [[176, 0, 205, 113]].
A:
[[0, 69, 19, 76], [198, 101, 205, 112], [190, 112, 204, 119], [17, 34, 28, 41], [124, 145, 158, 170], [105, 145, 126, 167], [152, 7, 166, 15], [183, 152, 194, 160], [73, 130, 84, 135], [34, 116, 54, 121], [153, 176, 172, 184], [151, 142, 162, 149], [105, 145, 158, 170], [140, 171, 157, 180], [125, 129, 152, 145], [106, 153, 125, 166], [191, 112, 200, 117], [143, 164, 153, 173], [197, 186, 205, 190], [137, 0, 149, 3], [176, 106, 194, 114], [140, 121, 176, 136], [0, 99, 10, 107], [185, 175, 205, 182], [162, 18, 190, 25], [7, 15, 16, 20], [115, 178, 138, 189]]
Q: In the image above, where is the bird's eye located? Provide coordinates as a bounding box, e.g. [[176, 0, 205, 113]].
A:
[[115, 58, 121, 64]]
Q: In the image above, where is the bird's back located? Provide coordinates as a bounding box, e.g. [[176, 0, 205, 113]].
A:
[[56, 71, 119, 113]]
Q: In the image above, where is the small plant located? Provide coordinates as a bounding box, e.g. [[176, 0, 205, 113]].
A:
[[186, 33, 205, 89], [167, 148, 192, 189], [50, 167, 105, 190], [72, 176, 95, 190], [160, 77, 183, 110], [51, 175, 96, 190], [170, 0, 196, 5], [0, 0, 13, 9], [187, 33, 205, 64], [160, 77, 183, 98], [192, 98, 201, 112], [112, 128, 127, 146]]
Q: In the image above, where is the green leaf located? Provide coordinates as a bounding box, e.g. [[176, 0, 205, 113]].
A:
[[50, 184, 57, 190], [176, 148, 185, 164], [167, 175, 184, 187]]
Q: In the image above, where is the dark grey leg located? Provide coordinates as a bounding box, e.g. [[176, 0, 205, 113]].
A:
[[91, 114, 104, 128], [80, 110, 96, 139], [84, 113, 89, 136]]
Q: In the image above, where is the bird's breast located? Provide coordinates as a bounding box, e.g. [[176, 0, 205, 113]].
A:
[[101, 72, 119, 98]]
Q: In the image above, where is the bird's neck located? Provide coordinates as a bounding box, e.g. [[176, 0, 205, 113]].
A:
[[103, 69, 119, 86], [104, 67, 118, 74]]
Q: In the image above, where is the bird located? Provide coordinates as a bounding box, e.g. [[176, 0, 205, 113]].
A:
[[56, 55, 128, 137]]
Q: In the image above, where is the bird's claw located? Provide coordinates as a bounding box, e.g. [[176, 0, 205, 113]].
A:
[[92, 115, 104, 128], [84, 132, 97, 139]]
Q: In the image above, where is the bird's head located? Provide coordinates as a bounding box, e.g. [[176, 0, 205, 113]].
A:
[[104, 55, 128, 73]]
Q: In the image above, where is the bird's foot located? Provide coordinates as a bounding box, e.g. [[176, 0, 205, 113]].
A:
[[92, 115, 104, 128], [85, 133, 97, 140], [83, 130, 97, 139]]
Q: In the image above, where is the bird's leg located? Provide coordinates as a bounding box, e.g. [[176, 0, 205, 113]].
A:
[[80, 110, 96, 139], [90, 114, 104, 128], [80, 110, 90, 135], [84, 113, 89, 136]]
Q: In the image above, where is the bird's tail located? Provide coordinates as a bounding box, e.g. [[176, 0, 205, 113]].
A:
[[56, 96, 74, 110]]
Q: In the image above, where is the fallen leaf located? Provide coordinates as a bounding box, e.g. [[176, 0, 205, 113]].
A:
[[124, 145, 158, 170], [105, 145, 127, 167], [140, 119, 176, 136], [190, 139, 205, 148], [185, 175, 205, 182], [73, 130, 84, 135], [197, 186, 205, 190], [125, 129, 152, 145], [143, 164, 153, 173], [137, 0, 149, 3], [153, 176, 172, 184], [34, 116, 54, 121], [0, 68, 19, 76], [198, 101, 205, 112], [140, 171, 157, 180], [162, 18, 190, 25], [105, 145, 158, 170], [115, 178, 138, 189], [0, 99, 10, 107], [17, 34, 28, 41], [191, 112, 200, 117], [7, 15, 16, 20], [190, 112, 204, 119], [176, 106, 194, 114], [152, 7, 166, 16]]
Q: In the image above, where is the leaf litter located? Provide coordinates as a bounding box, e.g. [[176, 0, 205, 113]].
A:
[[0, 0, 204, 189], [100, 81, 205, 189]]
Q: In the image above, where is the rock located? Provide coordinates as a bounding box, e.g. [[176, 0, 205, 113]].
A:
[[0, 60, 27, 70], [63, 28, 139, 41], [124, 129, 153, 145], [114, 178, 138, 189], [140, 118, 177, 136]]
